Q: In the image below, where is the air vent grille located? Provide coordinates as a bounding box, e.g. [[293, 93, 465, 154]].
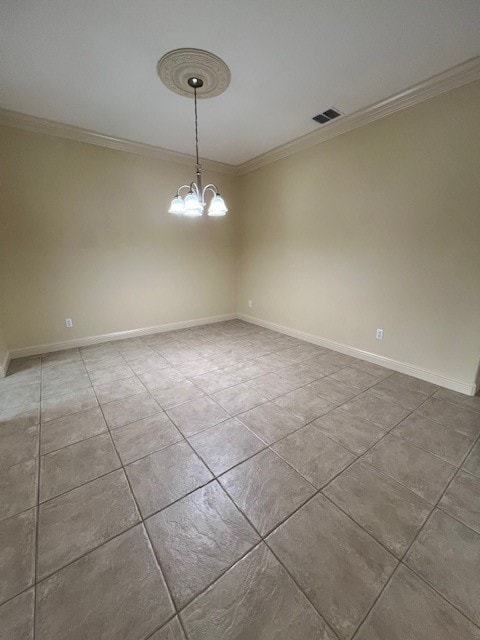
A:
[[313, 107, 342, 124]]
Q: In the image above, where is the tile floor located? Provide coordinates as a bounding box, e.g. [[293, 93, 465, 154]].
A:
[[1, 319, 479, 640]]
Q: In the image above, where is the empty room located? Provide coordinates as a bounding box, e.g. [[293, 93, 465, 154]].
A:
[[1, 1, 480, 639]]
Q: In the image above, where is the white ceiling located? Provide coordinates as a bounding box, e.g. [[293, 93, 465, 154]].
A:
[[1, 1, 479, 165]]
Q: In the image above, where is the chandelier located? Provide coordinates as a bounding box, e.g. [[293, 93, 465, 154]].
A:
[[157, 49, 230, 218]]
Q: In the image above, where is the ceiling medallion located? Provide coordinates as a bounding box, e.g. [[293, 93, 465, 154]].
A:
[[157, 49, 230, 217], [157, 48, 231, 99]]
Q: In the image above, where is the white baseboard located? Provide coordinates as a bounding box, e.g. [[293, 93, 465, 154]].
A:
[[0, 350, 11, 378], [8, 314, 236, 359], [238, 313, 477, 396]]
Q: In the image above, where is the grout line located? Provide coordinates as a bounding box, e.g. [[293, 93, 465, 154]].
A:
[[82, 350, 185, 637], [31, 355, 46, 640], [350, 428, 480, 638], [5, 321, 480, 639]]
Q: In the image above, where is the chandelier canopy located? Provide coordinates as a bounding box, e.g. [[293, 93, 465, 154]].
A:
[[157, 49, 230, 217]]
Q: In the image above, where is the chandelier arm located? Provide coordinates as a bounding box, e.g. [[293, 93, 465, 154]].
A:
[[202, 184, 219, 202], [177, 184, 192, 195], [189, 182, 201, 198]]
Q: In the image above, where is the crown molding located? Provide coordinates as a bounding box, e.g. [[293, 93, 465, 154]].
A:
[[1, 56, 479, 176], [0, 108, 237, 175], [236, 56, 480, 175]]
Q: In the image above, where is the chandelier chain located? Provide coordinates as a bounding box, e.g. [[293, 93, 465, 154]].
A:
[[194, 86, 199, 166]]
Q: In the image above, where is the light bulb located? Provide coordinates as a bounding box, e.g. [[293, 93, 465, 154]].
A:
[[208, 194, 228, 216], [168, 195, 185, 214], [184, 192, 203, 215]]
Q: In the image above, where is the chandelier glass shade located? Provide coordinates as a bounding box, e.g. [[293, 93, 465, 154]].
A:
[[168, 76, 228, 217]]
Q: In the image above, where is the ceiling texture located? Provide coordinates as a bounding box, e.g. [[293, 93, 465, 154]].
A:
[[1, 1, 479, 165]]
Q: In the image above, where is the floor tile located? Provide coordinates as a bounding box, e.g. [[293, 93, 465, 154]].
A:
[[175, 357, 218, 377], [40, 407, 107, 454], [312, 407, 385, 455], [35, 525, 174, 640], [41, 362, 87, 386], [363, 433, 456, 503], [0, 403, 39, 432], [350, 359, 392, 378], [341, 392, 410, 429], [41, 374, 91, 399], [102, 392, 160, 429], [163, 347, 201, 366], [93, 376, 145, 404], [277, 362, 325, 386], [0, 588, 34, 640], [463, 441, 480, 477], [166, 396, 230, 437], [0, 421, 38, 470], [8, 357, 41, 375], [0, 509, 36, 605], [111, 412, 182, 465], [223, 360, 270, 382], [324, 460, 431, 556], [128, 354, 169, 375], [125, 441, 213, 517], [41, 387, 98, 423], [406, 509, 480, 626], [433, 388, 480, 413], [0, 458, 38, 521], [42, 348, 82, 365], [304, 355, 346, 376], [355, 564, 480, 640], [40, 432, 120, 502], [439, 470, 480, 533], [121, 347, 156, 362], [0, 384, 40, 412], [181, 543, 336, 640], [237, 401, 304, 445], [37, 469, 139, 578], [212, 382, 267, 415], [138, 367, 185, 391], [0, 369, 40, 393], [191, 370, 238, 394], [149, 618, 186, 640], [189, 417, 265, 475], [267, 494, 397, 639], [330, 367, 381, 391], [245, 372, 300, 400], [380, 372, 439, 395], [151, 379, 205, 409], [255, 351, 298, 372], [88, 363, 133, 386], [393, 412, 474, 465], [274, 387, 335, 422], [305, 377, 358, 405], [219, 449, 315, 536], [4, 325, 479, 640], [419, 397, 480, 438], [146, 482, 259, 608], [369, 380, 429, 410], [272, 425, 355, 488], [83, 353, 126, 372]]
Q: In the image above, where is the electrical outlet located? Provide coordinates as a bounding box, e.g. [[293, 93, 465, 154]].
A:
[[248, 300, 253, 309], [65, 318, 73, 328], [376, 328, 384, 340]]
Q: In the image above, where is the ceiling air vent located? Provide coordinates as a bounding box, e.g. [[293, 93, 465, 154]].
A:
[[313, 107, 342, 124]]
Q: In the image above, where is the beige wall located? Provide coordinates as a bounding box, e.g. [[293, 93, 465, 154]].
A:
[[0, 127, 237, 350], [1, 82, 479, 390], [237, 81, 480, 390]]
